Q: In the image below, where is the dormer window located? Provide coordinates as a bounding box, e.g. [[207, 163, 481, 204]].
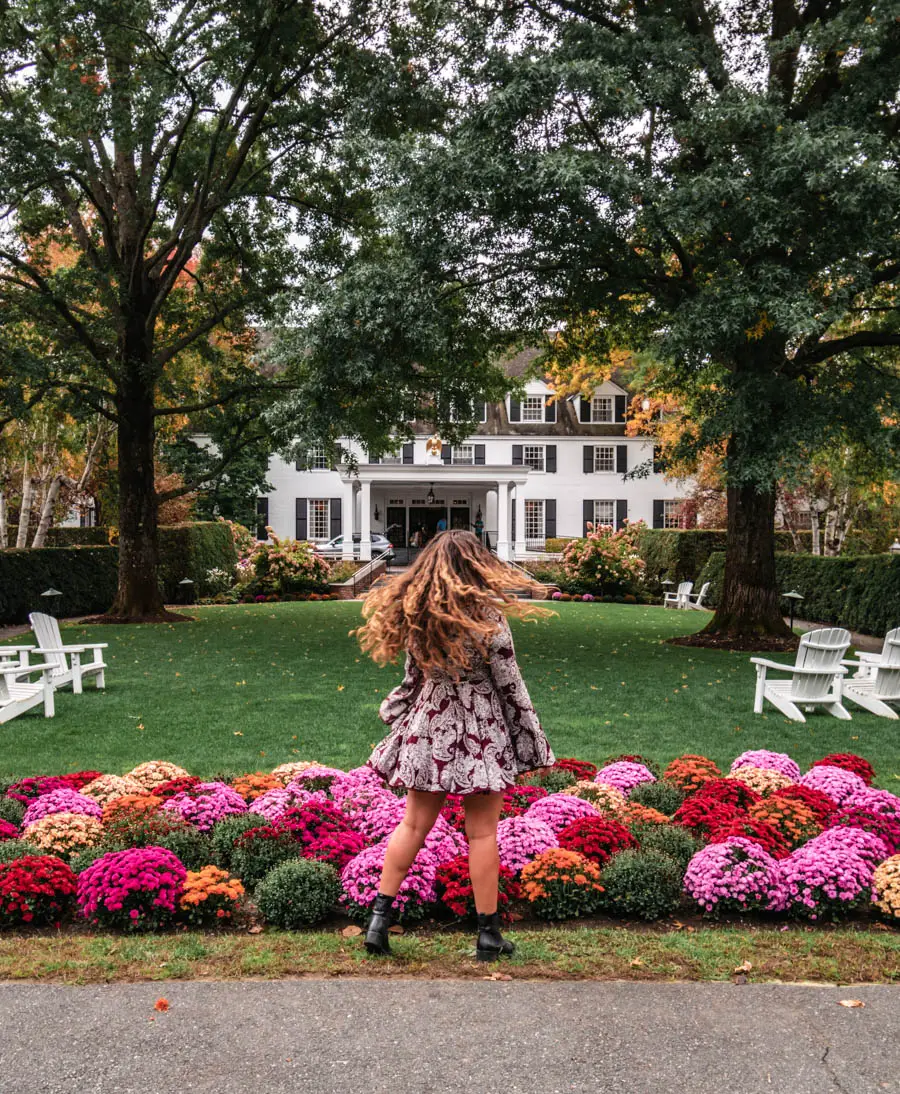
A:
[[591, 395, 614, 423], [521, 395, 545, 423]]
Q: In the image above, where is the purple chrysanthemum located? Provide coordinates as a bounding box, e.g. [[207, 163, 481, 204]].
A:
[[594, 761, 657, 796], [683, 837, 784, 915], [160, 782, 247, 831], [731, 750, 800, 782], [798, 765, 867, 806], [497, 815, 558, 874], [22, 789, 103, 827]]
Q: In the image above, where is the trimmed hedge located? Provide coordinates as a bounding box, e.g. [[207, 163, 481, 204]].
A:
[[0, 547, 118, 623], [639, 529, 811, 592], [698, 551, 900, 637], [0, 522, 237, 623], [45, 527, 111, 547]]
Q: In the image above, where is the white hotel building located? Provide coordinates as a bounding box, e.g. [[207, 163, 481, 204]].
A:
[[257, 350, 688, 561]]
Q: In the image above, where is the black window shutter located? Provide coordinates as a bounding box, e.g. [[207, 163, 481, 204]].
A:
[[295, 498, 308, 540], [511, 504, 516, 543], [616, 445, 628, 474], [583, 445, 594, 473], [474, 444, 486, 465], [441, 444, 452, 465], [616, 499, 628, 529], [295, 459, 306, 472], [580, 397, 592, 423], [546, 445, 557, 473], [256, 497, 269, 540], [330, 498, 342, 539], [545, 499, 557, 539], [653, 500, 665, 529], [402, 442, 414, 464], [474, 400, 487, 422], [652, 445, 662, 474], [508, 397, 521, 423], [615, 395, 627, 423], [512, 444, 524, 466], [582, 499, 593, 535], [544, 396, 556, 423]]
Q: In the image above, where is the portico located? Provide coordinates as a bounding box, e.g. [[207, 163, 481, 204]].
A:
[[340, 464, 530, 561]]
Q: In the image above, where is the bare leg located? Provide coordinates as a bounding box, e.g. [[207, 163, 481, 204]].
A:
[[378, 789, 447, 897], [463, 791, 504, 915]]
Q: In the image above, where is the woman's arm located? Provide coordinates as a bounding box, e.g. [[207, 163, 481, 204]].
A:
[[378, 652, 424, 726]]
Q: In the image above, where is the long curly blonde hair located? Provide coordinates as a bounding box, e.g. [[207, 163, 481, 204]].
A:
[[354, 529, 552, 677]]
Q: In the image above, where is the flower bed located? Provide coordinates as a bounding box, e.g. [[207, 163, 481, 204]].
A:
[[0, 748, 894, 933]]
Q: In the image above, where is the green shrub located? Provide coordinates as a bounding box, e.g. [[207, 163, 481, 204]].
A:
[[150, 826, 213, 872], [328, 561, 361, 584], [0, 839, 41, 864], [698, 551, 900, 637], [45, 527, 111, 547], [255, 858, 341, 928], [230, 827, 302, 889], [601, 849, 683, 920], [561, 523, 646, 596], [0, 546, 118, 624], [157, 522, 239, 600], [519, 768, 577, 792], [209, 812, 269, 870], [628, 782, 685, 816], [0, 797, 26, 827], [69, 844, 121, 873], [544, 537, 576, 553], [633, 825, 703, 871]]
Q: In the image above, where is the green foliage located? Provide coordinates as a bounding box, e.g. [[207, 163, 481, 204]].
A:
[[519, 768, 577, 793], [639, 530, 809, 593], [0, 546, 118, 624], [0, 840, 41, 864], [628, 782, 685, 817], [157, 523, 239, 601], [255, 858, 341, 928], [209, 813, 272, 872], [45, 528, 112, 548], [0, 798, 26, 827], [69, 845, 120, 874], [601, 850, 684, 921], [699, 552, 900, 636], [544, 538, 576, 553], [147, 827, 213, 873], [633, 826, 703, 872], [230, 829, 302, 890]]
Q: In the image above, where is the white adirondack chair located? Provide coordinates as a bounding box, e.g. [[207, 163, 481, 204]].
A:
[[28, 612, 108, 694], [664, 581, 693, 609], [752, 627, 852, 723], [686, 582, 711, 610], [0, 645, 36, 668], [0, 660, 56, 724], [842, 629, 900, 719]]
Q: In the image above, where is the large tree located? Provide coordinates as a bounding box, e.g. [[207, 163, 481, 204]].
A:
[[0, 0, 425, 619], [395, 0, 900, 644]]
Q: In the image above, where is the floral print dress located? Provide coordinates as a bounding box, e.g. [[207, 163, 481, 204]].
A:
[[367, 621, 555, 794]]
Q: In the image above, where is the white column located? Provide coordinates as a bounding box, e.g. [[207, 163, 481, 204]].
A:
[[360, 480, 372, 560], [514, 488, 527, 558], [342, 481, 356, 560], [496, 481, 510, 560]]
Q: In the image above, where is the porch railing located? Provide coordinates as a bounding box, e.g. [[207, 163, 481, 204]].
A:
[[351, 550, 392, 596]]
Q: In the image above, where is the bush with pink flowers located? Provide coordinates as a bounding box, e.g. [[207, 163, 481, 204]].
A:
[[730, 750, 801, 782], [22, 790, 103, 827], [843, 788, 900, 823], [527, 793, 599, 834], [0, 819, 19, 841], [496, 815, 559, 873], [827, 809, 900, 855], [340, 841, 438, 922], [161, 782, 247, 832], [594, 761, 656, 796], [76, 847, 187, 930], [776, 846, 876, 921], [684, 838, 784, 916], [811, 753, 875, 786], [798, 765, 867, 807]]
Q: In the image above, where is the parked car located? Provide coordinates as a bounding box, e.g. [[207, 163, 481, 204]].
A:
[[314, 533, 395, 561]]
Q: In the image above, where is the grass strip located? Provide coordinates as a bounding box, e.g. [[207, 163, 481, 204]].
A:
[[1, 925, 896, 985]]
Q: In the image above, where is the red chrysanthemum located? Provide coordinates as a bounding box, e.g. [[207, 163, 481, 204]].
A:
[[436, 854, 520, 922], [707, 815, 790, 859], [556, 815, 638, 866], [693, 778, 762, 811], [153, 776, 203, 800], [554, 758, 599, 781], [501, 785, 549, 818], [672, 797, 743, 838], [0, 854, 77, 926], [828, 808, 900, 855], [771, 785, 837, 826], [811, 753, 875, 786]]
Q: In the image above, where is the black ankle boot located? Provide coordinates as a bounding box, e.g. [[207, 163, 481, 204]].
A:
[[364, 893, 395, 956], [475, 912, 515, 962]]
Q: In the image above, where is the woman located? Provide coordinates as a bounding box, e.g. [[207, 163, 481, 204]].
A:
[[354, 529, 555, 960]]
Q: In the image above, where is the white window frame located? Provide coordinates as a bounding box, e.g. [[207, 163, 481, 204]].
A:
[[593, 445, 615, 472], [593, 500, 616, 528], [309, 444, 329, 471], [523, 445, 545, 472], [521, 395, 545, 423], [591, 395, 614, 423], [663, 500, 682, 529], [308, 499, 330, 540], [524, 499, 545, 546], [451, 445, 475, 466]]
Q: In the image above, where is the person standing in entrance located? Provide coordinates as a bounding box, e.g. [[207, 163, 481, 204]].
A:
[[354, 530, 555, 960], [435, 514, 448, 532]]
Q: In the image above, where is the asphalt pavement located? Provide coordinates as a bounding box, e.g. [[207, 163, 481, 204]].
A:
[[0, 980, 898, 1094]]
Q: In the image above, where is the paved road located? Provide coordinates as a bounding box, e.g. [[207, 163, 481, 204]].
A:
[[0, 981, 898, 1094]]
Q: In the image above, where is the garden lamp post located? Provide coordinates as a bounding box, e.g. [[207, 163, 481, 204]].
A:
[[782, 590, 804, 632], [40, 588, 63, 618], [178, 578, 195, 606], [890, 539, 900, 555]]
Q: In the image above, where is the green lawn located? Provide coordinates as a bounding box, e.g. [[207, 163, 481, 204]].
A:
[[2, 602, 897, 785]]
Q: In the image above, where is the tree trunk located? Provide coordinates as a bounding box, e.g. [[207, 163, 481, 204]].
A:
[[0, 488, 7, 548], [31, 473, 66, 548], [681, 483, 795, 648], [15, 458, 33, 548], [105, 381, 169, 619]]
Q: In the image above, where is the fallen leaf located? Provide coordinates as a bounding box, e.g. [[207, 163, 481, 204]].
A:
[[483, 972, 512, 981], [233, 731, 243, 736], [154, 998, 170, 1012], [247, 925, 263, 934], [388, 924, 404, 935], [838, 999, 865, 1008], [630, 958, 644, 968], [734, 960, 753, 973], [341, 925, 363, 938]]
